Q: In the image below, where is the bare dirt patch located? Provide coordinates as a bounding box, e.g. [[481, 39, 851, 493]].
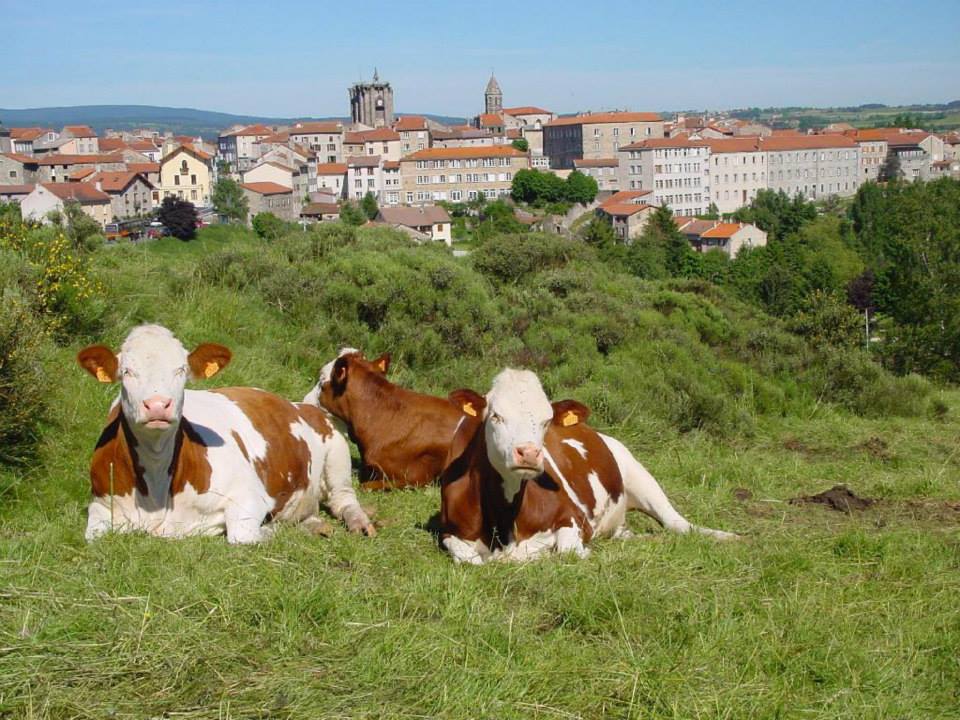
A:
[[855, 436, 893, 462], [789, 484, 875, 513]]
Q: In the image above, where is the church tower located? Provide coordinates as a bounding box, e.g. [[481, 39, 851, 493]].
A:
[[484, 74, 502, 115], [349, 69, 395, 128]]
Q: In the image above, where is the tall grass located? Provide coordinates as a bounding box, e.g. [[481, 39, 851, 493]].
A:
[[0, 226, 957, 719]]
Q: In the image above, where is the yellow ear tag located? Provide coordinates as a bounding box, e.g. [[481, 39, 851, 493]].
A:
[[377, 360, 387, 371], [203, 361, 220, 378], [562, 410, 579, 427], [95, 367, 112, 383], [462, 402, 477, 417]]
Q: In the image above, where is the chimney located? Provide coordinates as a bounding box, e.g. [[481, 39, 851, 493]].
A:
[[95, 180, 102, 192]]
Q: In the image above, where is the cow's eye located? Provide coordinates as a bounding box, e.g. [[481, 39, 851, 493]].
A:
[[491, 412, 503, 424], [175, 366, 187, 377], [122, 368, 134, 379]]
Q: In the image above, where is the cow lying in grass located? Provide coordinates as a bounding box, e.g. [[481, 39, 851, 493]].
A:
[[304, 349, 467, 490], [441, 369, 737, 563], [78, 325, 375, 543]]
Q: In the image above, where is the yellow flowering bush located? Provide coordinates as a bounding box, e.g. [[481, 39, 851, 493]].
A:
[[0, 214, 105, 338]]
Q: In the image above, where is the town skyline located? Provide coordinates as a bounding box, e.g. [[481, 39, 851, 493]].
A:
[[3, 1, 959, 117]]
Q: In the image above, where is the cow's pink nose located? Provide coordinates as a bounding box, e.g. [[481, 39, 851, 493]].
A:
[[143, 395, 173, 421], [513, 443, 543, 469]]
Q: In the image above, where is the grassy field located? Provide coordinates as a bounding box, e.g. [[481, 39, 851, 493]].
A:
[[1, 228, 959, 719]]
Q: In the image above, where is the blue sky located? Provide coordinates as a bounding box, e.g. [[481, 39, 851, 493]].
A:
[[2, 0, 959, 117]]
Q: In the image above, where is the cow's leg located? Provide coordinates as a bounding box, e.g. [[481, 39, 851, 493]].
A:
[[498, 531, 559, 562], [85, 500, 115, 541], [442, 535, 491, 564], [600, 434, 737, 540], [224, 504, 271, 544], [555, 524, 590, 558], [320, 433, 376, 536]]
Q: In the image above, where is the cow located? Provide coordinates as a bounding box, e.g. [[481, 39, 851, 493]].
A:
[[439, 368, 736, 563], [77, 325, 375, 544], [303, 348, 467, 490]]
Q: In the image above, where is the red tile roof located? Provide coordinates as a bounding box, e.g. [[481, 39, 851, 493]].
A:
[[241, 182, 291, 196], [478, 113, 504, 128], [701, 222, 747, 239], [40, 182, 110, 203], [10, 127, 50, 141], [291, 121, 342, 134], [228, 124, 274, 137], [301, 202, 340, 215], [161, 144, 212, 164], [87, 170, 152, 192], [704, 137, 762, 153], [600, 202, 653, 217], [547, 111, 662, 127], [383, 161, 400, 170], [503, 106, 552, 116], [760, 135, 857, 151], [0, 184, 35, 195], [394, 116, 428, 131], [405, 146, 527, 161], [1, 152, 39, 165], [621, 138, 710, 150], [36, 153, 122, 166], [315, 162, 348, 174], [129, 139, 159, 152], [344, 127, 400, 143], [63, 125, 97, 138], [601, 189, 652, 207], [69, 168, 96, 181], [126, 162, 160, 173], [574, 157, 619, 168], [98, 138, 128, 152]]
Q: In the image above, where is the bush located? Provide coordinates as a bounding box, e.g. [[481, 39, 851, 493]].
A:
[[0, 251, 54, 465], [158, 196, 198, 240], [472, 233, 587, 284], [251, 212, 291, 240]]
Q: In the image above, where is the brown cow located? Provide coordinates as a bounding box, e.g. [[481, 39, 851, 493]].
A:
[[440, 368, 736, 563], [303, 349, 465, 490]]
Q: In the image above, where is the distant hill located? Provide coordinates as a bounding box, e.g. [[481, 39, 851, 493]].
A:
[[0, 105, 467, 138]]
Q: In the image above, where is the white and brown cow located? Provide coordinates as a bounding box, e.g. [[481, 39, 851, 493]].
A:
[[77, 324, 374, 543], [440, 368, 735, 563]]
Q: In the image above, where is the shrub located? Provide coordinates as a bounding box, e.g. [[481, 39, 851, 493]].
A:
[[0, 251, 54, 465], [251, 212, 291, 241], [158, 196, 198, 240], [472, 233, 587, 284]]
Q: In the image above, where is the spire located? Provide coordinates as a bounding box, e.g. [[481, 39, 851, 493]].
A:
[[485, 73, 501, 95], [373, 67, 380, 83]]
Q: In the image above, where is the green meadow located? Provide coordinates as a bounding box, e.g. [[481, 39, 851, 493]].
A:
[[1, 225, 958, 719]]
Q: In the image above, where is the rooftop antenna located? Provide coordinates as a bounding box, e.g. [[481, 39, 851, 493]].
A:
[[373, 67, 379, 83]]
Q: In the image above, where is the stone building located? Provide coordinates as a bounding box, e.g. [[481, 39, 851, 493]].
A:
[[484, 74, 503, 116], [617, 137, 710, 217], [399, 145, 529, 204], [705, 137, 766, 214], [349, 70, 394, 128], [760, 135, 860, 200], [544, 112, 664, 169]]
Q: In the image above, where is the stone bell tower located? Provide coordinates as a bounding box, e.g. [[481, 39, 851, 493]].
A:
[[349, 69, 395, 128]]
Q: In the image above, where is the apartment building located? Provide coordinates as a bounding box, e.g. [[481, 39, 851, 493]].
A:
[[289, 121, 344, 164], [343, 128, 401, 161], [395, 116, 431, 155], [382, 161, 401, 205], [399, 146, 529, 203], [544, 111, 664, 169], [159, 144, 213, 205], [761, 135, 860, 199], [217, 124, 274, 172], [573, 158, 620, 192], [346, 156, 383, 201], [617, 137, 710, 217], [705, 137, 766, 214]]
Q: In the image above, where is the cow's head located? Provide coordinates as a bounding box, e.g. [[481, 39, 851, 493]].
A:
[[308, 348, 390, 421], [78, 325, 231, 438]]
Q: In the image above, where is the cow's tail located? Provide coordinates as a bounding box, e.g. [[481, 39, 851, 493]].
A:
[[600, 433, 737, 540]]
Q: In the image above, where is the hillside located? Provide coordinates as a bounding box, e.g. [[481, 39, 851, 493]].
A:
[[0, 105, 467, 137], [0, 223, 958, 718]]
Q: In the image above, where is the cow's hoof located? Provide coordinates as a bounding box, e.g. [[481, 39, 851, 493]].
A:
[[302, 517, 335, 537]]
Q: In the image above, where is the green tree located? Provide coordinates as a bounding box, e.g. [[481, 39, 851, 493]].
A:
[[879, 153, 902, 182], [339, 201, 366, 227], [157, 196, 198, 240], [564, 170, 599, 204], [511, 138, 529, 152], [211, 178, 248, 223], [581, 216, 616, 251], [361, 192, 379, 221], [251, 212, 289, 240]]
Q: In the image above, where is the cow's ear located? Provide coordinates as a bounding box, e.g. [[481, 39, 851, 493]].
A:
[[188, 343, 232, 380], [448, 389, 487, 419], [77, 345, 118, 383], [331, 355, 350, 394], [372, 352, 391, 374], [552, 399, 590, 427], [443, 389, 486, 474]]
